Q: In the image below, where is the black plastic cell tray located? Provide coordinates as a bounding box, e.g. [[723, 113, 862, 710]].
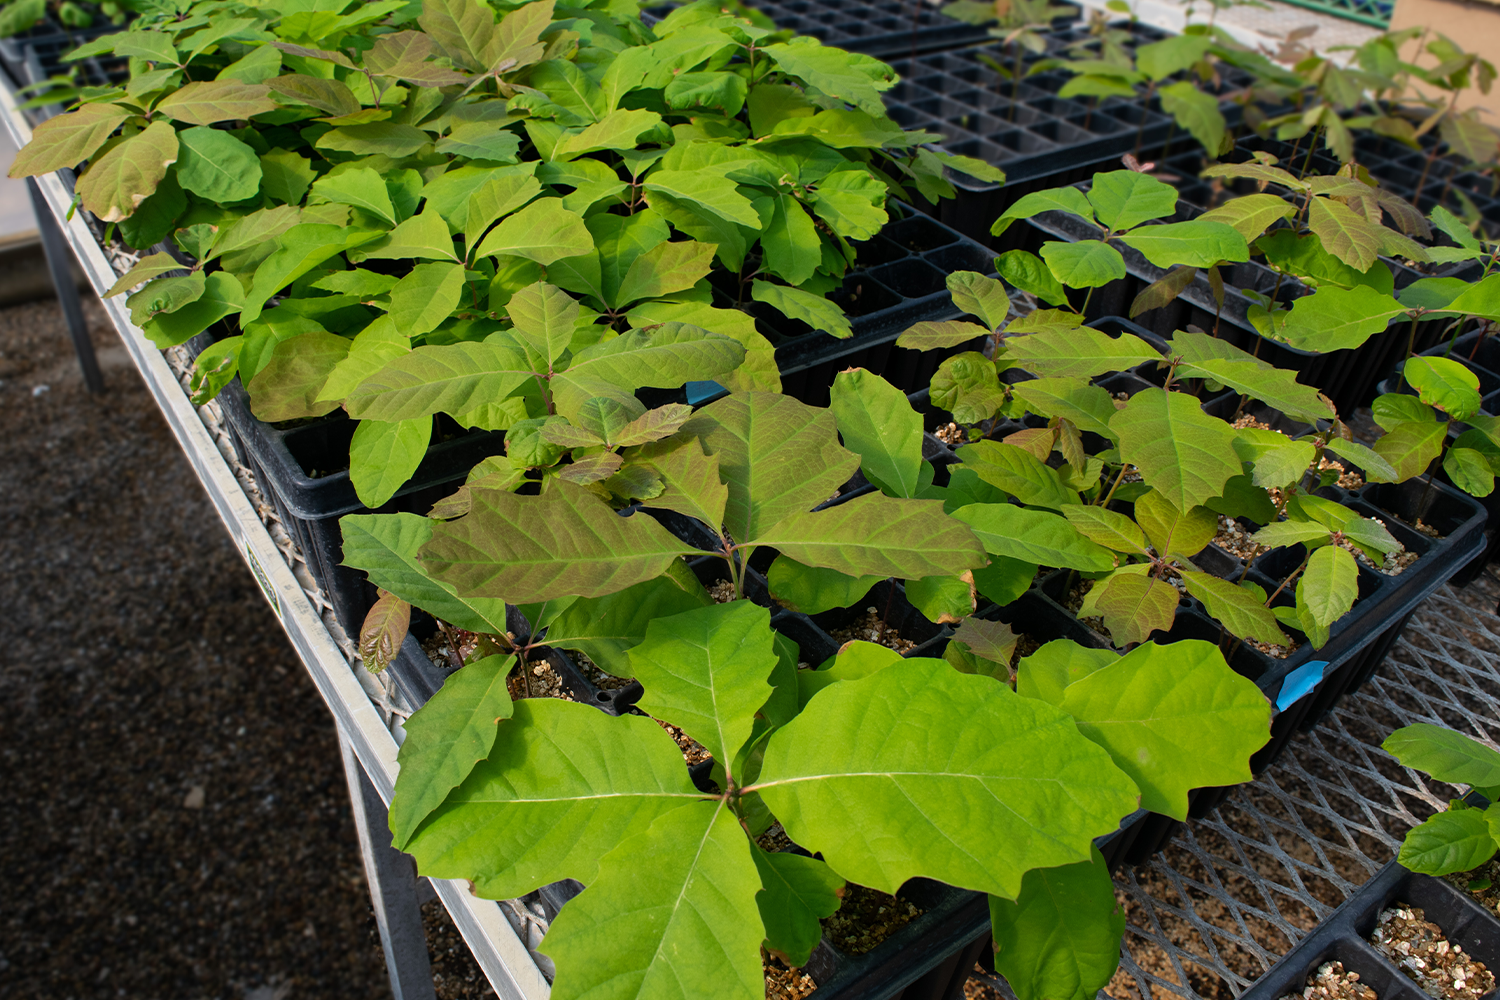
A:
[[0, 16, 129, 122], [1239, 860, 1500, 1000]]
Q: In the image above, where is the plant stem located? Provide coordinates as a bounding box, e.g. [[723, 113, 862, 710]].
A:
[[1297, 126, 1321, 181], [1097, 463, 1130, 508], [1134, 79, 1158, 156], [1265, 551, 1310, 607]]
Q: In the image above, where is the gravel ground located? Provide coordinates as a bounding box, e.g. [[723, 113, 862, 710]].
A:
[[0, 296, 400, 998]]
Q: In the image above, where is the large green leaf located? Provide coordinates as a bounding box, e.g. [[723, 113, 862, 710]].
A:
[[687, 393, 859, 545], [1087, 170, 1177, 231], [1040, 240, 1127, 288], [638, 435, 730, 530], [1170, 331, 1333, 422], [553, 324, 745, 417], [948, 270, 1011, 330], [76, 120, 178, 223], [956, 440, 1081, 511], [401, 698, 704, 894], [1078, 572, 1179, 646], [1405, 356, 1482, 421], [761, 39, 892, 116], [750, 845, 845, 968], [1179, 571, 1289, 646], [473, 199, 592, 263], [1012, 380, 1118, 438], [175, 125, 261, 203], [1397, 808, 1500, 877], [8, 102, 132, 177], [830, 368, 924, 498], [931, 351, 1006, 424], [627, 601, 778, 772], [997, 250, 1071, 308], [752, 493, 986, 581], [754, 659, 1139, 899], [552, 108, 665, 159], [340, 513, 510, 635], [1372, 419, 1446, 481], [1307, 196, 1382, 271], [766, 557, 881, 615], [1298, 545, 1359, 629], [389, 261, 467, 338], [751, 280, 853, 340], [241, 224, 383, 325], [1111, 388, 1241, 511], [614, 240, 716, 308], [1017, 640, 1118, 707], [543, 800, 764, 1000], [311, 166, 398, 226], [1158, 81, 1224, 159], [990, 846, 1125, 1000], [643, 169, 759, 228], [1383, 724, 1500, 790], [345, 340, 533, 421], [421, 481, 703, 604], [1061, 504, 1148, 555], [952, 504, 1116, 571], [1137, 35, 1212, 79], [1117, 220, 1248, 269], [1276, 285, 1406, 352], [388, 654, 515, 846], [1134, 490, 1216, 560], [543, 574, 711, 677], [156, 80, 276, 125], [349, 416, 432, 508], [1059, 639, 1271, 819], [1006, 325, 1159, 380], [246, 331, 350, 421]]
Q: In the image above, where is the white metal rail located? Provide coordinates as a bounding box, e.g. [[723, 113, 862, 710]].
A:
[[0, 79, 550, 1000]]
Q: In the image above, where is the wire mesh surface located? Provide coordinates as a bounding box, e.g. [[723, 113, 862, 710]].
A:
[[969, 576, 1500, 1000], [1273, 0, 1391, 28]]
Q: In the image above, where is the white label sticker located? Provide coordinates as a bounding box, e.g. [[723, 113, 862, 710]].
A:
[[244, 541, 282, 621]]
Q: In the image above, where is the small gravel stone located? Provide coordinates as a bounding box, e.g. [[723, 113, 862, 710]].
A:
[[1281, 960, 1377, 1000], [935, 421, 968, 446], [822, 884, 922, 956], [1215, 515, 1264, 562], [765, 956, 818, 999], [572, 649, 633, 691], [1371, 904, 1496, 999], [708, 579, 736, 603], [1444, 858, 1500, 918], [830, 607, 917, 653]]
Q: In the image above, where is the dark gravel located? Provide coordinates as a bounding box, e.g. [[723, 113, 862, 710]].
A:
[[0, 295, 400, 998]]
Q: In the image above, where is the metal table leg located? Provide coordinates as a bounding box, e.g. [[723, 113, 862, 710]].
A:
[[27, 176, 102, 393], [340, 734, 438, 1000]]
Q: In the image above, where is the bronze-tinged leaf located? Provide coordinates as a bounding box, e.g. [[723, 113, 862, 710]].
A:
[[360, 589, 411, 674], [364, 30, 471, 86], [1129, 265, 1197, 318], [102, 251, 185, 298], [419, 0, 498, 72], [946, 617, 1020, 678], [1080, 573, 1179, 646], [269, 41, 356, 68], [268, 74, 360, 118], [420, 480, 703, 603], [1307, 196, 1382, 272], [556, 452, 625, 485], [75, 120, 179, 223], [9, 102, 132, 177], [155, 80, 277, 125], [639, 435, 730, 531]]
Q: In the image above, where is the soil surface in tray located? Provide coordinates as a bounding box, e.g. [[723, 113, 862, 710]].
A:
[[0, 295, 413, 998]]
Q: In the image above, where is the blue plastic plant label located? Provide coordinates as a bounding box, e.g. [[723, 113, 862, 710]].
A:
[[686, 380, 728, 405], [1275, 660, 1329, 712]]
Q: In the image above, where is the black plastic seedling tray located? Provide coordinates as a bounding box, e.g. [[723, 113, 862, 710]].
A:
[[1238, 859, 1500, 1000], [1377, 328, 1500, 584], [0, 16, 129, 121]]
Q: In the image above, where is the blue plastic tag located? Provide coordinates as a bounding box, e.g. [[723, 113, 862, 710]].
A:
[[1275, 660, 1330, 712], [686, 380, 727, 405]]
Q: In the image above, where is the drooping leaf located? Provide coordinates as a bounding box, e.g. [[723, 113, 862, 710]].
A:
[[156, 80, 276, 125], [387, 653, 515, 846], [956, 440, 1081, 511], [8, 102, 133, 177], [1307, 195, 1383, 271], [830, 368, 924, 498], [750, 845, 845, 968], [1130, 266, 1197, 318], [947, 270, 1011, 330], [755, 659, 1139, 899], [1170, 331, 1334, 422], [1383, 724, 1500, 790], [1133, 489, 1216, 561], [1298, 545, 1359, 629], [421, 481, 702, 604], [341, 513, 509, 635], [953, 504, 1116, 572], [1059, 639, 1271, 819], [1372, 420, 1446, 482], [349, 417, 432, 508], [990, 846, 1125, 1000], [76, 120, 179, 223], [246, 331, 350, 421], [1179, 571, 1290, 647], [997, 249, 1071, 308], [1158, 81, 1225, 160], [751, 280, 853, 340], [544, 574, 712, 677], [766, 557, 880, 616], [1112, 388, 1241, 511]]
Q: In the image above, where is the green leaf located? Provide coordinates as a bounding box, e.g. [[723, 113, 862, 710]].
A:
[[349, 417, 432, 508], [627, 600, 778, 771], [1136, 34, 1213, 80], [1087, 170, 1177, 231], [8, 102, 132, 178], [687, 393, 859, 545], [1006, 325, 1159, 380], [317, 122, 432, 158], [643, 169, 760, 228], [341, 513, 508, 635], [311, 167, 397, 227], [1372, 420, 1446, 482], [991, 188, 1096, 238], [422, 481, 701, 604], [1012, 380, 1119, 438], [808, 166, 889, 241], [953, 504, 1116, 571], [906, 574, 976, 624], [1446, 274, 1500, 322], [637, 435, 730, 530], [990, 846, 1125, 1000], [246, 331, 350, 421], [552, 108, 664, 160], [931, 352, 1006, 425], [1373, 393, 1440, 430], [614, 240, 716, 308], [174, 125, 260, 204], [1179, 571, 1290, 646], [473, 199, 592, 264], [389, 262, 467, 338], [1040, 240, 1127, 289], [1130, 266, 1198, 319], [1016, 639, 1117, 707], [1299, 545, 1359, 629], [948, 271, 1011, 330], [753, 492, 986, 581], [1112, 389, 1241, 511], [1134, 489, 1216, 560], [1251, 520, 1333, 550], [1171, 331, 1334, 422], [956, 440, 1081, 511], [387, 654, 515, 846], [830, 368, 924, 498], [1117, 220, 1249, 269], [1324, 437, 1399, 484], [127, 272, 204, 326], [1383, 724, 1500, 789], [344, 340, 530, 421], [269, 73, 359, 116], [944, 617, 1020, 680], [750, 845, 845, 968], [1061, 504, 1148, 554], [543, 574, 711, 677], [1445, 447, 1495, 497], [896, 320, 989, 351], [156, 80, 276, 125], [543, 800, 764, 1000], [1059, 639, 1271, 819], [1307, 196, 1383, 271], [760, 39, 893, 116], [1406, 356, 1482, 420], [1198, 193, 1297, 244], [361, 210, 461, 263], [766, 557, 880, 615], [755, 659, 1139, 898], [997, 249, 1071, 308], [1158, 81, 1225, 159], [436, 122, 522, 162], [1276, 284, 1408, 352], [401, 697, 703, 892], [76, 120, 179, 224], [260, 147, 316, 204], [1079, 573, 1179, 646], [553, 324, 745, 418], [1398, 809, 1500, 877], [139, 269, 244, 349]]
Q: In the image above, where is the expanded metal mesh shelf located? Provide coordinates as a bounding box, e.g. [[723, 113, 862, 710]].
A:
[[969, 578, 1500, 1000]]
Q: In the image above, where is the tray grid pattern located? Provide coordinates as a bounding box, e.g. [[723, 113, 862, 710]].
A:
[[969, 578, 1500, 1000]]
